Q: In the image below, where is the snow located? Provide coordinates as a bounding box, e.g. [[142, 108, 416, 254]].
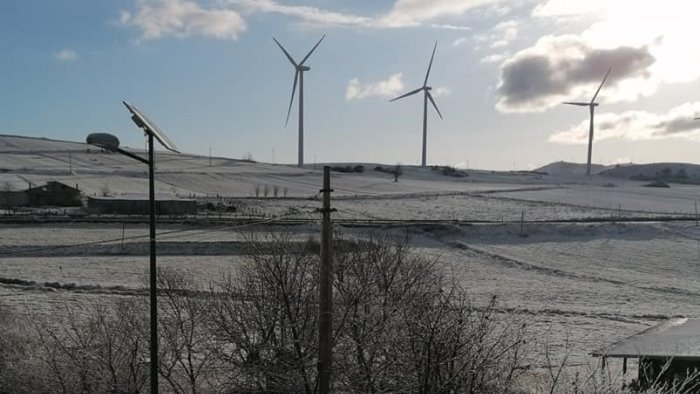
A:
[[4, 135, 700, 371]]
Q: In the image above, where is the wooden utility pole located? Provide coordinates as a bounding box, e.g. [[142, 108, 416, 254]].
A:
[[318, 166, 333, 393]]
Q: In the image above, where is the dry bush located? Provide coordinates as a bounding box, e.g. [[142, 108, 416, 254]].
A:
[[157, 267, 219, 394], [207, 234, 320, 394], [332, 236, 528, 394], [206, 233, 530, 394], [0, 304, 54, 393], [31, 299, 149, 394]]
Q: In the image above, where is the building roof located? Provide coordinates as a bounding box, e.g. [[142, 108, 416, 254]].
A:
[[594, 318, 700, 359], [88, 194, 195, 202]]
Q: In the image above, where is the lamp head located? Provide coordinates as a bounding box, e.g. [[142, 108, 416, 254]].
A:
[[86, 133, 120, 151]]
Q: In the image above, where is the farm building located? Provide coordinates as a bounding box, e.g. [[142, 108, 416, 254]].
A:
[[27, 181, 82, 207], [0, 178, 81, 208], [594, 317, 700, 390], [87, 194, 196, 215]]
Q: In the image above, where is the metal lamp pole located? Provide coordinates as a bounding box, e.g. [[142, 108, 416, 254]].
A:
[[86, 102, 180, 394], [147, 132, 158, 394]]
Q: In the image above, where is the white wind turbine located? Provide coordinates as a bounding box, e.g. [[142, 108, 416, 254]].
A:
[[390, 41, 443, 168], [563, 67, 612, 176], [273, 35, 325, 168]]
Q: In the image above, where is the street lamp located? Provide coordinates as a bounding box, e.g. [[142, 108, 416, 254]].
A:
[[86, 101, 179, 394]]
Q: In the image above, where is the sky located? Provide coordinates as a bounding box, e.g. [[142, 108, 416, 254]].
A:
[[2, 0, 700, 170]]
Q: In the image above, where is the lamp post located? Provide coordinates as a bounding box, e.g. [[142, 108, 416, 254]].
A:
[[86, 102, 179, 394]]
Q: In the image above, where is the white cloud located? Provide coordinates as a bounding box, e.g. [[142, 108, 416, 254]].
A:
[[481, 52, 507, 63], [474, 19, 517, 62], [121, 0, 246, 40], [532, 0, 607, 17], [54, 49, 77, 62], [549, 102, 700, 144], [494, 20, 518, 42], [346, 73, 405, 100], [232, 0, 483, 29], [452, 37, 469, 47], [432, 86, 452, 97], [379, 0, 505, 27], [234, 0, 371, 27]]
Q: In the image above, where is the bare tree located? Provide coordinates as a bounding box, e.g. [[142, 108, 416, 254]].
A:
[[207, 233, 319, 393], [31, 299, 149, 394], [332, 236, 528, 393], [157, 268, 219, 394]]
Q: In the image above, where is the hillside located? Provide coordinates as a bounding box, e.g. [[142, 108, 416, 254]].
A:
[[600, 162, 700, 183], [0, 134, 539, 199], [534, 161, 612, 176]]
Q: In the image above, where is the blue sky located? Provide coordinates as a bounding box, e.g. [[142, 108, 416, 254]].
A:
[[2, 0, 700, 170]]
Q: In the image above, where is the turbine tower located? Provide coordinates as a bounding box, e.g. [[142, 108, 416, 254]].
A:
[[390, 41, 443, 167], [563, 67, 612, 176], [273, 35, 325, 168]]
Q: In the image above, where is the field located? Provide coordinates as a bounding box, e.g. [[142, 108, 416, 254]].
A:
[[3, 135, 700, 378]]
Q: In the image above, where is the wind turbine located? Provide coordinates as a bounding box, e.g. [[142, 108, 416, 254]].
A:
[[390, 41, 443, 168], [273, 35, 325, 168], [563, 67, 612, 176]]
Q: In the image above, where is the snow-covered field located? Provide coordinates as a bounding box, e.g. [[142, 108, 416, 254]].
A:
[[4, 135, 700, 371]]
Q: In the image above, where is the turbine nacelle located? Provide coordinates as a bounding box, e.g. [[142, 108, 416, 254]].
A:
[[425, 86, 432, 91], [298, 65, 311, 71]]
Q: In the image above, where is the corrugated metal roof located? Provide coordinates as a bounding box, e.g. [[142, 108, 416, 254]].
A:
[[88, 194, 194, 202], [594, 318, 700, 359]]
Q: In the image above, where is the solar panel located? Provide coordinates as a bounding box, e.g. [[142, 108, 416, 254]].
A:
[[122, 101, 180, 153]]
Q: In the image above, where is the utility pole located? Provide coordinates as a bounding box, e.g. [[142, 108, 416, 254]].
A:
[[318, 166, 333, 393]]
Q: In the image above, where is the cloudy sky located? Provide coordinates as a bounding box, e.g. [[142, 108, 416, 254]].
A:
[[2, 0, 700, 169]]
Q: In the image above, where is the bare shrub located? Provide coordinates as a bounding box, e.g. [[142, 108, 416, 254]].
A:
[[332, 236, 528, 393], [157, 267, 219, 394], [207, 234, 319, 393], [0, 305, 53, 393], [206, 233, 529, 393], [31, 299, 149, 394]]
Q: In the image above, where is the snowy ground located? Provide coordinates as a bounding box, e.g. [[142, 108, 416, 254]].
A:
[[3, 135, 700, 375], [3, 220, 700, 369]]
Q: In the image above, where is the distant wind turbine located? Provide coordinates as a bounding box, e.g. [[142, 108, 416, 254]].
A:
[[273, 35, 325, 168], [390, 41, 443, 168], [563, 67, 612, 176]]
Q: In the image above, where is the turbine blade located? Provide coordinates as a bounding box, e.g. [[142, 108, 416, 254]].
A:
[[300, 34, 326, 65], [591, 66, 612, 103], [389, 87, 423, 102], [423, 41, 438, 87], [563, 102, 591, 107], [427, 92, 443, 119], [285, 70, 299, 127], [273, 37, 298, 67]]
